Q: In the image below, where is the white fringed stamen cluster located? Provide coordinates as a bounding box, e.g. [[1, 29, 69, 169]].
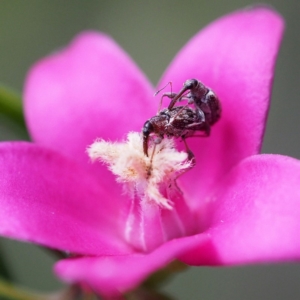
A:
[[87, 132, 192, 209]]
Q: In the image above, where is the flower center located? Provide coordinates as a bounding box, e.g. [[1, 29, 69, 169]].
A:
[[87, 132, 192, 209], [87, 132, 197, 252]]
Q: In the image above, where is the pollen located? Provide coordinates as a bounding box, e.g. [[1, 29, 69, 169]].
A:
[[87, 132, 192, 209]]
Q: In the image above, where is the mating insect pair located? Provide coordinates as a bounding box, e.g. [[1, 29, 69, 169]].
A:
[[142, 79, 221, 161]]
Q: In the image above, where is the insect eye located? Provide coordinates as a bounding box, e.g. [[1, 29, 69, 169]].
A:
[[184, 79, 198, 89], [143, 121, 154, 135]]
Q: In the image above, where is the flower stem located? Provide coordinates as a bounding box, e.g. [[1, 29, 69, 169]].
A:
[[0, 244, 12, 281], [0, 280, 48, 300], [142, 260, 188, 289], [0, 84, 26, 129]]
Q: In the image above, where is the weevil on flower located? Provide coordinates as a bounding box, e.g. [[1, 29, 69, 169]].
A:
[[88, 79, 221, 209], [142, 79, 221, 161], [0, 7, 294, 299], [164, 79, 221, 136]]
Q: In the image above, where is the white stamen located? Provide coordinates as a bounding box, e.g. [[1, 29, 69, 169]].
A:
[[87, 132, 192, 209]]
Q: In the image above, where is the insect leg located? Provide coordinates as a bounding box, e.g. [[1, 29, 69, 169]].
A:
[[154, 82, 174, 113], [182, 137, 195, 163], [170, 136, 196, 193], [158, 92, 177, 113], [195, 107, 211, 136], [154, 81, 173, 97], [146, 144, 157, 178]]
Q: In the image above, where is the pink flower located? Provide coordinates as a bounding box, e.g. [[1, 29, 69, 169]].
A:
[[0, 6, 298, 297]]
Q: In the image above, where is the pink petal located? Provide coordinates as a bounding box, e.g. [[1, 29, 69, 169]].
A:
[[124, 190, 197, 252], [23, 32, 201, 251], [159, 7, 284, 209], [179, 154, 300, 265], [24, 31, 154, 178], [55, 233, 210, 297], [0, 142, 132, 255]]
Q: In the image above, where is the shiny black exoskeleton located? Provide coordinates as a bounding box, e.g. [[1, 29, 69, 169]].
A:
[[166, 79, 221, 135], [143, 106, 204, 156], [142, 79, 221, 158]]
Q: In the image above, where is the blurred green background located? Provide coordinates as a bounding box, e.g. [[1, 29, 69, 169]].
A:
[[0, 0, 300, 299]]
